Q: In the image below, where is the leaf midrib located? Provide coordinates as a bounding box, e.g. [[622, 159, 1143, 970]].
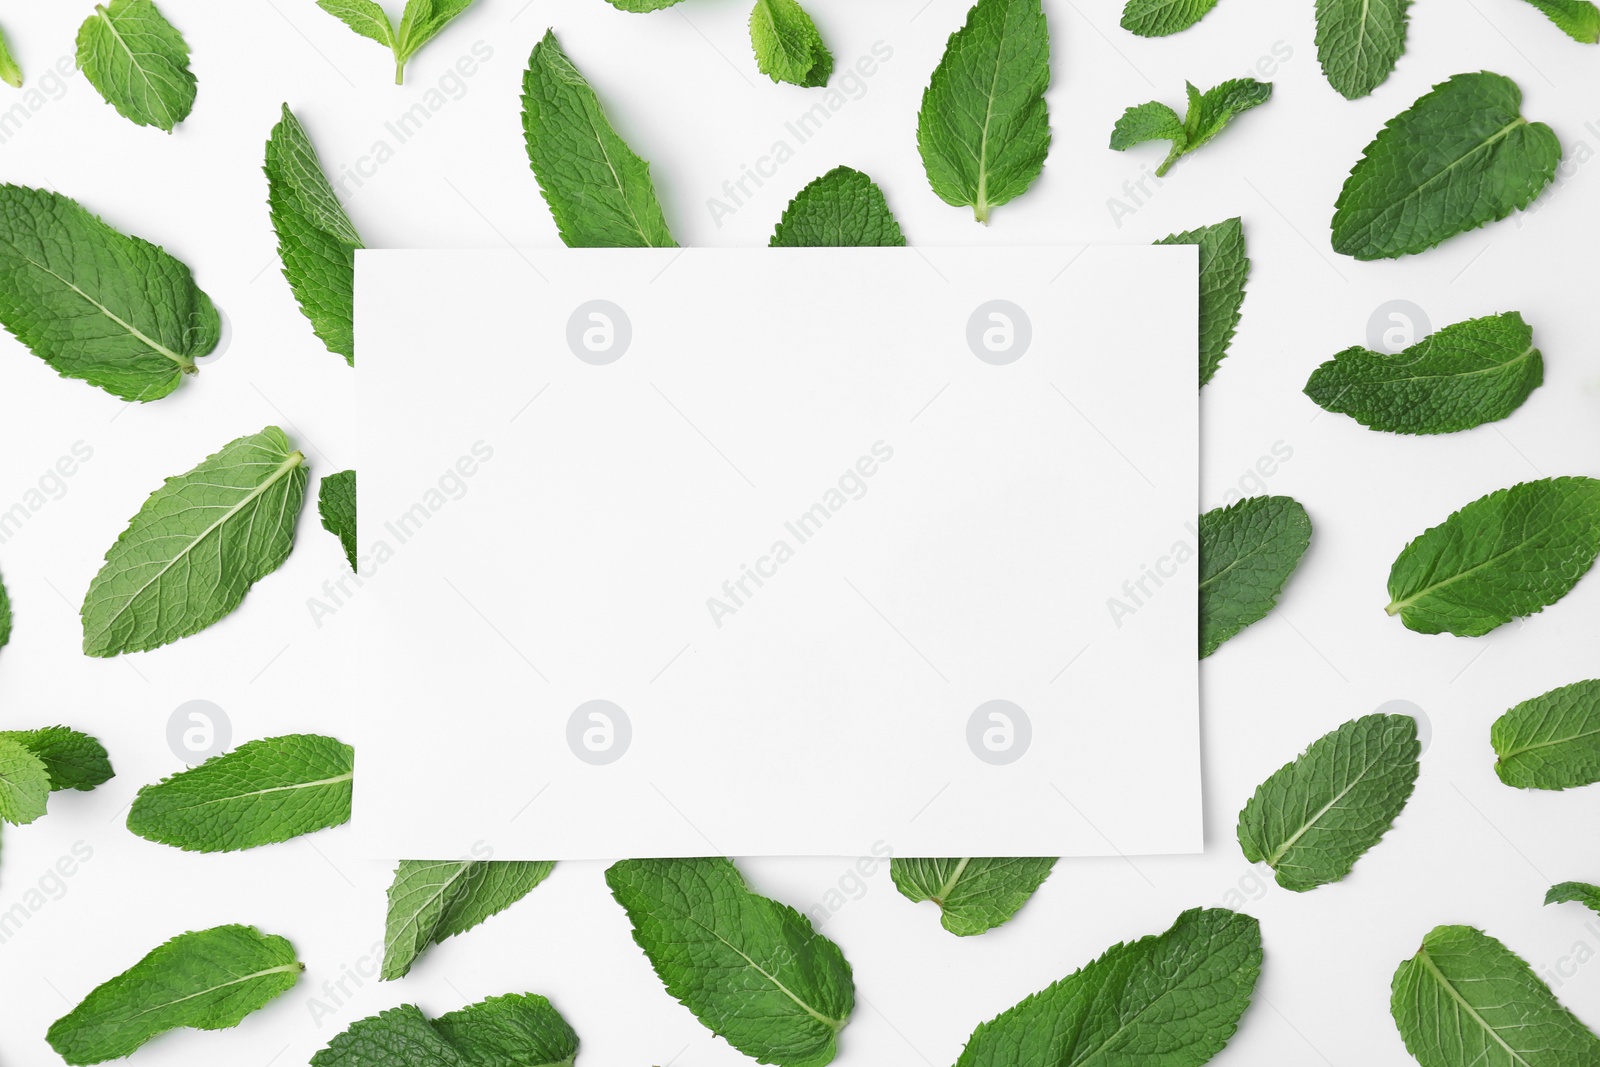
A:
[[679, 910, 846, 1034], [1263, 746, 1387, 868], [385, 860, 475, 963], [149, 770, 353, 817], [1413, 946, 1535, 1067], [116, 961, 301, 1025], [92, 3, 181, 129]]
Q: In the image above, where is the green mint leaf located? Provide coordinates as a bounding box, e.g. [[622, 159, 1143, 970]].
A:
[[521, 30, 677, 248], [382, 859, 556, 980], [1547, 881, 1600, 912], [890, 857, 1056, 936], [0, 564, 10, 651], [0, 183, 218, 401], [75, 0, 195, 131], [1492, 679, 1600, 790], [0, 727, 114, 792], [1391, 925, 1600, 1067], [319, 469, 358, 570], [1386, 477, 1600, 636], [605, 0, 688, 9], [266, 105, 363, 365], [750, 0, 833, 87], [81, 426, 307, 656], [1113, 79, 1270, 176], [1109, 101, 1186, 154], [1155, 217, 1249, 387], [1331, 71, 1560, 259], [1520, 0, 1600, 42], [1315, 0, 1410, 99], [1237, 714, 1420, 891], [312, 994, 578, 1067], [771, 166, 906, 247], [954, 907, 1260, 1067], [607, 857, 853, 1067], [316, 0, 395, 49], [1199, 496, 1312, 658], [0, 24, 22, 88], [0, 736, 50, 825], [126, 734, 353, 852], [315, 1006, 463, 1066], [917, 0, 1051, 224], [1120, 0, 1222, 37], [47, 924, 302, 1065], [394, 0, 476, 81]]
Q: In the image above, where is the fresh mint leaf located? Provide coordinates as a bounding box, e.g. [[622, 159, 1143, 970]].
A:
[[1391, 925, 1600, 1067], [1156, 217, 1249, 387], [319, 470, 358, 570], [890, 857, 1056, 936], [47, 924, 302, 1065], [1199, 496, 1312, 658], [312, 994, 578, 1067], [0, 24, 21, 88], [1120, 0, 1221, 37], [382, 859, 556, 980], [75, 0, 195, 131], [917, 0, 1051, 223], [954, 908, 1260, 1067], [1386, 477, 1600, 636], [605, 0, 687, 9], [81, 426, 307, 656], [750, 0, 832, 87], [1332, 72, 1560, 259], [127, 734, 353, 852], [316, 0, 395, 49], [315, 0, 475, 83], [266, 105, 363, 365], [1315, 0, 1410, 99], [0, 727, 114, 792], [771, 166, 906, 247], [1547, 882, 1600, 912], [521, 30, 678, 248], [0, 736, 50, 825], [1492, 679, 1600, 790], [1520, 0, 1600, 42], [1238, 714, 1420, 891], [607, 857, 853, 1067], [1112, 79, 1271, 177], [0, 184, 219, 401], [0, 564, 10, 651], [1305, 311, 1543, 434]]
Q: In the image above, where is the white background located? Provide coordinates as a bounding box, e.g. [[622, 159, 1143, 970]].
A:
[[0, 1, 1597, 1065]]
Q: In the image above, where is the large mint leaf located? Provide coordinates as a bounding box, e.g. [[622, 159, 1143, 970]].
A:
[[771, 167, 905, 247], [1237, 714, 1420, 891], [0, 726, 114, 792], [750, 0, 832, 87], [1391, 925, 1600, 1067], [1199, 496, 1312, 658], [1492, 679, 1600, 790], [319, 469, 358, 569], [312, 994, 578, 1067], [1112, 79, 1272, 177], [1386, 477, 1600, 636], [0, 184, 218, 402], [1315, 0, 1410, 99], [1155, 217, 1249, 387], [1331, 72, 1560, 259], [607, 857, 853, 1067], [1547, 882, 1600, 913], [0, 735, 50, 825], [890, 857, 1056, 936], [1520, 0, 1600, 42], [47, 925, 302, 1065], [75, 0, 195, 130], [917, 0, 1051, 223], [521, 30, 677, 248], [954, 908, 1260, 1067], [80, 426, 307, 656], [382, 859, 556, 979], [1120, 0, 1221, 37]]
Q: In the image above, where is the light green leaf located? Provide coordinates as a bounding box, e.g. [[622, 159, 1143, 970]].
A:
[[127, 734, 353, 852], [395, 0, 476, 76], [0, 25, 22, 88], [604, 0, 687, 9], [1199, 496, 1312, 658], [312, 994, 579, 1067], [1547, 881, 1600, 912], [1155, 217, 1249, 387], [75, 0, 195, 131], [890, 857, 1056, 936], [0, 727, 114, 792], [1120, 0, 1222, 37], [1332, 71, 1561, 259], [917, 0, 1052, 223], [0, 736, 50, 825], [1238, 714, 1420, 891], [1520, 0, 1600, 42], [382, 859, 556, 980], [1391, 925, 1600, 1067], [521, 30, 677, 248], [1386, 477, 1600, 636], [607, 857, 853, 1067], [1305, 311, 1543, 434], [315, 0, 395, 48], [0, 183, 219, 401], [1109, 101, 1185, 151], [0, 564, 10, 651], [319, 469, 358, 570], [1113, 79, 1271, 177], [1492, 679, 1600, 790], [47, 925, 302, 1065], [1315, 0, 1410, 99], [750, 0, 832, 87], [954, 908, 1260, 1067], [81, 427, 307, 656], [771, 167, 905, 247]]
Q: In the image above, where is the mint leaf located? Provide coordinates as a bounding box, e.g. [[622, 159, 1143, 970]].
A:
[[1386, 477, 1600, 636], [1492, 679, 1600, 790], [1520, 0, 1600, 42], [81, 426, 307, 656], [75, 0, 195, 131], [1304, 311, 1544, 434], [1155, 217, 1249, 387], [382, 859, 556, 980], [954, 907, 1260, 1067], [315, 0, 474, 83], [1112, 79, 1271, 177], [1120, 0, 1222, 37], [1315, 0, 1410, 99], [917, 0, 1051, 224], [0, 24, 22, 88], [750, 0, 832, 87], [1199, 496, 1312, 658], [47, 924, 302, 1065], [315, 0, 395, 48], [1391, 925, 1600, 1067], [319, 469, 358, 570], [127, 734, 353, 852], [1331, 72, 1560, 259], [312, 994, 579, 1067], [0, 727, 114, 792], [607, 857, 853, 1067], [605, 0, 687, 8], [890, 857, 1056, 936], [521, 30, 677, 248], [0, 564, 10, 651], [1238, 714, 1420, 891], [771, 167, 905, 247], [1547, 882, 1600, 912], [0, 736, 50, 825], [266, 105, 363, 365], [0, 184, 219, 401]]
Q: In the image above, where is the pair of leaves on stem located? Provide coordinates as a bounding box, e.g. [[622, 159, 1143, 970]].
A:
[[76, 0, 195, 130], [1111, 79, 1272, 177], [1492, 678, 1600, 790], [312, 993, 577, 1066], [315, 0, 477, 84], [0, 727, 113, 826], [607, 0, 833, 89]]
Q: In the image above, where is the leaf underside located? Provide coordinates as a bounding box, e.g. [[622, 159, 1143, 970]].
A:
[[890, 857, 1057, 935], [382, 858, 556, 979], [75, 0, 196, 131]]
